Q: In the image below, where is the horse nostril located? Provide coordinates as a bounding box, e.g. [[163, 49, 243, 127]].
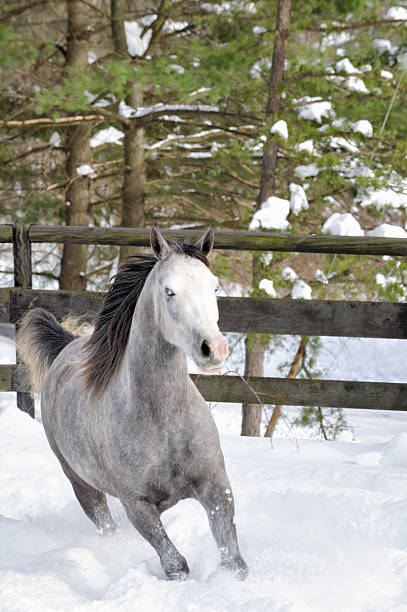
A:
[[201, 340, 211, 358]]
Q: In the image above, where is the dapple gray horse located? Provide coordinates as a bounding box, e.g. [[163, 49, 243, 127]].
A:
[[18, 225, 248, 581]]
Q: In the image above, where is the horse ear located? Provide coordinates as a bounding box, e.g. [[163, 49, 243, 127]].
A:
[[150, 224, 170, 259], [196, 226, 214, 257]]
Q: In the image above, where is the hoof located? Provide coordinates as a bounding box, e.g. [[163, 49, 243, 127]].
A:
[[164, 556, 190, 581], [221, 556, 249, 581]]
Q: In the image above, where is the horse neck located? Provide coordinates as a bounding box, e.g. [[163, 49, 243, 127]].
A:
[[121, 272, 188, 389]]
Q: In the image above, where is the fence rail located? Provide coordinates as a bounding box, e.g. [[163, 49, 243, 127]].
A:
[[2, 223, 407, 416], [2, 224, 407, 255], [1, 287, 407, 339]]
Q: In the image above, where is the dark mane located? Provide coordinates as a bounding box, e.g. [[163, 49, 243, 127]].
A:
[[83, 243, 209, 397]]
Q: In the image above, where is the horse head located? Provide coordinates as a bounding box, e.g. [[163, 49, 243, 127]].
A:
[[150, 224, 228, 373]]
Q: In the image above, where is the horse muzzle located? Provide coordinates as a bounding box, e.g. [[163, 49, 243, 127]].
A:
[[196, 333, 228, 373]]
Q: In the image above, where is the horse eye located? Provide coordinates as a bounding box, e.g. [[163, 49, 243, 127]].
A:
[[215, 286, 219, 294], [165, 288, 175, 297]]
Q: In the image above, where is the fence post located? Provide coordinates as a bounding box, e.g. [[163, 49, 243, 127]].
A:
[[12, 224, 34, 418]]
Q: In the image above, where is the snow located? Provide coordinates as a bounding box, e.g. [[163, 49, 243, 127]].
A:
[[270, 119, 288, 140], [381, 69, 394, 80], [328, 136, 359, 153], [259, 278, 277, 297], [163, 20, 189, 34], [134, 103, 219, 118], [260, 252, 273, 266], [295, 139, 315, 154], [350, 119, 373, 137], [314, 268, 328, 284], [49, 131, 61, 147], [281, 266, 298, 281], [368, 223, 407, 238], [296, 96, 335, 123], [76, 164, 97, 178], [385, 6, 407, 21], [336, 160, 375, 179], [90, 128, 124, 148], [357, 188, 407, 210], [322, 213, 364, 236], [376, 272, 398, 289], [321, 30, 353, 50], [335, 58, 360, 74], [189, 87, 212, 97], [252, 25, 266, 35], [249, 196, 290, 231], [88, 51, 97, 65], [289, 183, 309, 215], [373, 39, 398, 56], [119, 100, 137, 119], [202, 1, 257, 14], [249, 58, 271, 79], [166, 64, 185, 75], [3, 328, 407, 609], [294, 163, 320, 179], [187, 152, 212, 159], [345, 76, 369, 94], [291, 279, 312, 299], [124, 21, 152, 57]]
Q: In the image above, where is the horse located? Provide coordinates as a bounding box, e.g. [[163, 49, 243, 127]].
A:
[[17, 225, 248, 581]]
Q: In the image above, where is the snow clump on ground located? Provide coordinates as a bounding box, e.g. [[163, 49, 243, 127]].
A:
[[322, 213, 364, 236], [249, 196, 290, 231], [368, 223, 407, 238], [291, 279, 312, 299], [282, 266, 298, 281], [259, 278, 277, 297]]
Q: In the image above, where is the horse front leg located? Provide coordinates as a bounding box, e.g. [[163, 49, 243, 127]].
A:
[[196, 478, 248, 580], [122, 499, 189, 580]]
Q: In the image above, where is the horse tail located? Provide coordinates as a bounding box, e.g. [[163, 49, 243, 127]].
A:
[[16, 308, 78, 395]]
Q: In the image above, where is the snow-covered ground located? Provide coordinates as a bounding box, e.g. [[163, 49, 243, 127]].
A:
[[2, 334, 407, 611]]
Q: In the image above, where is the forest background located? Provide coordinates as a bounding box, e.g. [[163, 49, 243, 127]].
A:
[[1, 0, 407, 437]]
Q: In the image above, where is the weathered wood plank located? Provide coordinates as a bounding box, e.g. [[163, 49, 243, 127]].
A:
[[0, 365, 13, 391], [5, 288, 407, 339], [0, 225, 13, 243], [195, 375, 407, 411], [27, 224, 407, 256], [9, 288, 102, 324], [12, 225, 34, 417], [218, 297, 407, 339], [0, 287, 10, 323], [2, 364, 406, 410]]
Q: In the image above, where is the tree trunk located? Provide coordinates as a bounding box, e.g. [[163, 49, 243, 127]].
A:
[[242, 0, 291, 436], [111, 0, 146, 263], [241, 334, 264, 436], [120, 84, 146, 262], [264, 336, 308, 437], [59, 0, 91, 290]]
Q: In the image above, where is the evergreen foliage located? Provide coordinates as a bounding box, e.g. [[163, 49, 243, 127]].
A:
[[1, 0, 407, 435]]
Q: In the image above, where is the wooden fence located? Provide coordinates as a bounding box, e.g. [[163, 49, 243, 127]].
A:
[[1, 223, 407, 418]]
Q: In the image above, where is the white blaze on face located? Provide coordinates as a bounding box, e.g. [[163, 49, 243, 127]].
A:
[[158, 256, 227, 369]]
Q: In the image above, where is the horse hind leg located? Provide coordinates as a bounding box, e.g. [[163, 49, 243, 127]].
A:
[[56, 452, 116, 534], [68, 475, 116, 534]]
